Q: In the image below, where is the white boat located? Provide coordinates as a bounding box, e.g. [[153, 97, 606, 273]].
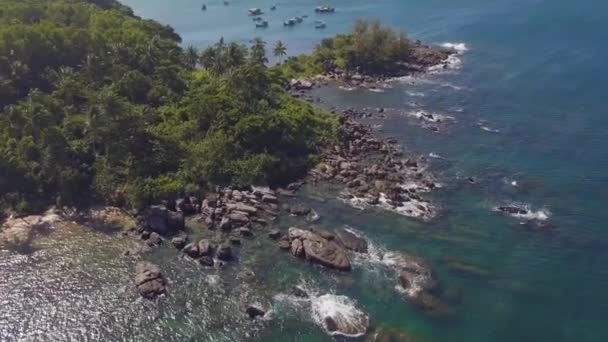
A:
[[283, 18, 296, 26], [315, 21, 326, 29], [315, 6, 335, 13], [256, 20, 269, 28], [248, 8, 263, 16]]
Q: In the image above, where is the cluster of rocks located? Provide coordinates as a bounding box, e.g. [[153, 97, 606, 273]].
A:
[[173, 235, 234, 267], [199, 186, 279, 232], [309, 110, 438, 220]]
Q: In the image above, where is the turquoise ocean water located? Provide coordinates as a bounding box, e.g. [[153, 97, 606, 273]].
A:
[[2, 0, 608, 341]]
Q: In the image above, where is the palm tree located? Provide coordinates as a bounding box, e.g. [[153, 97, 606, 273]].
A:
[[273, 40, 287, 63], [184, 46, 199, 69], [250, 37, 267, 65]]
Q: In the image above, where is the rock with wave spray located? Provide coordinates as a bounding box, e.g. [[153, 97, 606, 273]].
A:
[[335, 228, 368, 253], [311, 294, 369, 338]]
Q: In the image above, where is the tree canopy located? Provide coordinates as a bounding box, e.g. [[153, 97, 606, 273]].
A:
[[0, 0, 335, 213], [278, 19, 439, 78]]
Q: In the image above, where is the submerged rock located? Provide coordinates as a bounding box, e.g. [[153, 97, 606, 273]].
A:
[[268, 229, 281, 240], [216, 244, 233, 261], [134, 262, 166, 299], [289, 204, 311, 216], [246, 304, 267, 319]]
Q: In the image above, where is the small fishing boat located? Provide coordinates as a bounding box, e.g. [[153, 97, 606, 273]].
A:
[[223, 1, 229, 5], [283, 18, 296, 26], [315, 20, 326, 29], [302, 15, 309, 18], [270, 5, 276, 11], [315, 6, 335, 13], [295, 16, 303, 23], [253, 17, 263, 21], [201, 4, 206, 11], [256, 20, 269, 28], [248, 8, 263, 16]]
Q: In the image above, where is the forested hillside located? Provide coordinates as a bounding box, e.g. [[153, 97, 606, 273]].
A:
[[0, 0, 335, 213]]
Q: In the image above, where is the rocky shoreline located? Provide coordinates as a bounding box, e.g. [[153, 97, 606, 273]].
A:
[[288, 43, 457, 93], [0, 78, 447, 339]]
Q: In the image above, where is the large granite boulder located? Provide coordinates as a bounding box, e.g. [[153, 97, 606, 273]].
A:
[[286, 228, 351, 271], [134, 262, 166, 299], [335, 228, 368, 253]]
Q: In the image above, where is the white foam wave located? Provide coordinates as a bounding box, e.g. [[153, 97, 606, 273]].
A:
[[480, 125, 500, 133], [406, 91, 425, 97], [368, 87, 385, 93], [338, 86, 357, 91], [273, 282, 368, 338], [494, 203, 551, 222], [407, 110, 453, 123], [310, 294, 369, 338], [441, 42, 468, 53]]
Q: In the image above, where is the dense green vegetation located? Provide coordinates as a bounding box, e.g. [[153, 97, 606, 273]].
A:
[[0, 0, 335, 213], [278, 19, 430, 79]]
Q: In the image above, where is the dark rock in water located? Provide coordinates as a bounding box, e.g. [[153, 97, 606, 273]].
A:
[[287, 182, 303, 191], [369, 328, 422, 342], [140, 231, 151, 240], [291, 238, 305, 258], [325, 316, 338, 332], [262, 194, 278, 203], [198, 239, 213, 256], [246, 304, 266, 319], [409, 292, 452, 317], [146, 232, 162, 246], [219, 217, 232, 231], [216, 244, 233, 261], [171, 235, 187, 250], [199, 256, 214, 267], [278, 239, 291, 250], [183, 242, 200, 258], [335, 228, 368, 253], [497, 205, 528, 215], [237, 227, 253, 237], [268, 229, 281, 240], [134, 262, 166, 299], [292, 285, 309, 298], [289, 204, 311, 216], [144, 205, 184, 235]]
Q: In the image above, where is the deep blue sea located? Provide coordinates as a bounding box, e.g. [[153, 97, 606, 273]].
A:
[[2, 0, 607, 341]]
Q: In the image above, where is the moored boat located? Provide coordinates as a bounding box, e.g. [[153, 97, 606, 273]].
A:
[[256, 20, 269, 28], [315, 6, 335, 13], [248, 8, 263, 16], [283, 18, 296, 26]]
